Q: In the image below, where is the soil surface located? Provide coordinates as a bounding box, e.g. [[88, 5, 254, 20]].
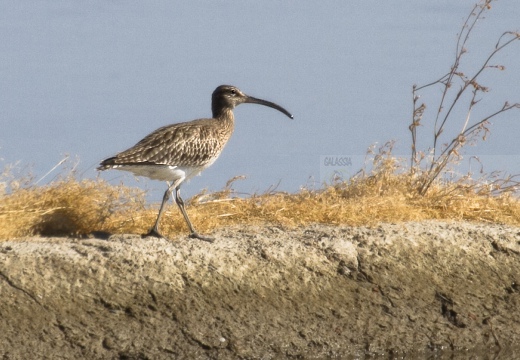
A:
[[1, 221, 520, 359]]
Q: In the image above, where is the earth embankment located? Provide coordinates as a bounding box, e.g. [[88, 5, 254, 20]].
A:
[[1, 221, 519, 359]]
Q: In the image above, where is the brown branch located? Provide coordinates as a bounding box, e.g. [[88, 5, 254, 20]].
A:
[[409, 0, 520, 195]]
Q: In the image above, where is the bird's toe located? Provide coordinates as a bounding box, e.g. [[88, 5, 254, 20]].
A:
[[143, 228, 165, 239], [189, 232, 214, 243]]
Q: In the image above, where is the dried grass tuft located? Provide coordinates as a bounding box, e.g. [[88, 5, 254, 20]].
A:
[[0, 176, 148, 238]]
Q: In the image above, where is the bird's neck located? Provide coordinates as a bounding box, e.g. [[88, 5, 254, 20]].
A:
[[212, 107, 234, 123]]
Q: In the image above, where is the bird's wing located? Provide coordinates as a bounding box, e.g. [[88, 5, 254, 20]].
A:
[[100, 119, 229, 167]]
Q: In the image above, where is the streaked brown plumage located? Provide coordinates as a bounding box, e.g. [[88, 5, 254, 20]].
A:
[[98, 85, 293, 242]]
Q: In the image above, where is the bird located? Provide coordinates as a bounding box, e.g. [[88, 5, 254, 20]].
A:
[[97, 85, 293, 242]]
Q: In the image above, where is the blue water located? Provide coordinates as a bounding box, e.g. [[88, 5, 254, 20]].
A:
[[1, 0, 519, 199]]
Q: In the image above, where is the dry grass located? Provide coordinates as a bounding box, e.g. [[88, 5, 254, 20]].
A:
[[1, 153, 519, 240], [0, 176, 145, 239]]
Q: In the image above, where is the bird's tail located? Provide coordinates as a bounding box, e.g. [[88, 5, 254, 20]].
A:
[[97, 157, 118, 171]]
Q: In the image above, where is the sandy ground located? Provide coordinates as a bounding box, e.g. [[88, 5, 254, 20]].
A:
[[1, 221, 520, 359]]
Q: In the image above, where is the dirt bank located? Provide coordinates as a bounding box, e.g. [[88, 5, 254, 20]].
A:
[[1, 221, 520, 359]]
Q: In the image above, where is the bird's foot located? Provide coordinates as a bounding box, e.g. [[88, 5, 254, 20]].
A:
[[142, 228, 165, 239], [189, 232, 214, 243], [143, 228, 213, 243]]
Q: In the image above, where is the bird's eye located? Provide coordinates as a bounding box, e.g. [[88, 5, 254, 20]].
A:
[[230, 89, 236, 96]]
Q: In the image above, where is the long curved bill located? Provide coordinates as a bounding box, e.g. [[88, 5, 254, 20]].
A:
[[245, 96, 294, 119]]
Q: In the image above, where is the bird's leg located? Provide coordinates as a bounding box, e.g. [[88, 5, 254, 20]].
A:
[[174, 187, 214, 243], [144, 181, 176, 239]]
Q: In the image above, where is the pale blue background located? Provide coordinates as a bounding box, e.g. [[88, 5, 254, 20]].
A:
[[1, 1, 519, 198]]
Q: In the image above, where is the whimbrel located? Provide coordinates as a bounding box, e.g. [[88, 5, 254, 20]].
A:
[[97, 85, 293, 242]]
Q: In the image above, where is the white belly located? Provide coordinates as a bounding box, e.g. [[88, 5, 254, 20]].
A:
[[110, 164, 208, 182]]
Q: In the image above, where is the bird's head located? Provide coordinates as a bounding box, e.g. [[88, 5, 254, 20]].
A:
[[212, 85, 293, 119]]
